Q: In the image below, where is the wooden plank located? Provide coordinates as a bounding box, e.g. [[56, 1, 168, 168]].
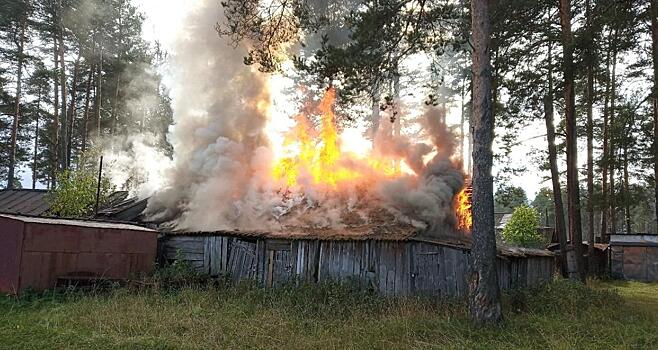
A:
[[166, 240, 205, 254], [394, 243, 403, 296], [203, 237, 211, 274], [445, 247, 457, 296], [165, 251, 205, 261], [455, 250, 466, 296]]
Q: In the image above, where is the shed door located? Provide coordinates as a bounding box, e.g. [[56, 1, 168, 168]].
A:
[[264, 240, 294, 288]]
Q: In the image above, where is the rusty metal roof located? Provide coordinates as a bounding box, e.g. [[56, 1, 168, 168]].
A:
[[0, 213, 156, 232], [0, 189, 51, 216]]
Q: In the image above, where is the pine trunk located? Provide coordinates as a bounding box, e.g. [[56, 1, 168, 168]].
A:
[[96, 43, 104, 138], [33, 89, 41, 189], [585, 0, 595, 274], [82, 64, 94, 154], [600, 44, 611, 243], [52, 33, 60, 187], [559, 0, 585, 282], [66, 58, 81, 167], [609, 47, 618, 235], [651, 0, 658, 230], [469, 0, 501, 325], [7, 11, 26, 189], [460, 76, 467, 166], [371, 82, 380, 137], [545, 42, 569, 277], [57, 0, 68, 171], [623, 148, 631, 233]]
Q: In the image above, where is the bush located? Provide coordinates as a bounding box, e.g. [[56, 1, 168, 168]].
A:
[[502, 205, 544, 248], [47, 166, 114, 218]]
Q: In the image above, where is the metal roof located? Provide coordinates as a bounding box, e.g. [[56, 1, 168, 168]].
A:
[[96, 196, 149, 222], [0, 189, 51, 216], [0, 213, 156, 232]]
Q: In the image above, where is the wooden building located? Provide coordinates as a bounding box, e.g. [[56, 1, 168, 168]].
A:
[[160, 226, 555, 297], [610, 234, 658, 282]]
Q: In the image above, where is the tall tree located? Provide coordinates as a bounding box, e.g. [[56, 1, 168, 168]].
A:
[[558, 0, 585, 282], [544, 40, 569, 276], [4, 0, 29, 188], [469, 0, 501, 324], [651, 0, 658, 228], [585, 0, 596, 273]]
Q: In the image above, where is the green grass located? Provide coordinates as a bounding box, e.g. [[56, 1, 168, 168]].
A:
[[1, 279, 657, 350]]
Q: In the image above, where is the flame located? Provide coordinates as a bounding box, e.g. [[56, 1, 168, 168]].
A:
[[455, 185, 472, 231], [271, 87, 398, 189]]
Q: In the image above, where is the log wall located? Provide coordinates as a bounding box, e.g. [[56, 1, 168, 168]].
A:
[[161, 235, 555, 297]]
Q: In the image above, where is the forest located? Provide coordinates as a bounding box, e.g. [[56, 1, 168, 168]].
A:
[[0, 0, 657, 329], [0, 0, 172, 190]]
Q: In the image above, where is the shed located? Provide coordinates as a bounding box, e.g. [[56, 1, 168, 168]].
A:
[[610, 234, 658, 282], [547, 242, 609, 277], [160, 226, 555, 297], [0, 214, 157, 294]]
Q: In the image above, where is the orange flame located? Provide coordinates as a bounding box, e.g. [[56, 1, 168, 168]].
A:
[[272, 88, 397, 189], [455, 186, 472, 231]]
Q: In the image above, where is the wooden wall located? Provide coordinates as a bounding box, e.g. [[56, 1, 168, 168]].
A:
[[162, 235, 555, 297]]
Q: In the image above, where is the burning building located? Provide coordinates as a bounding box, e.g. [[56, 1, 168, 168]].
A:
[[142, 0, 554, 297]]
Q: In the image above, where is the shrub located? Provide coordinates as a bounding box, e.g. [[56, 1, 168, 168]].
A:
[[502, 205, 544, 248], [47, 166, 114, 218]]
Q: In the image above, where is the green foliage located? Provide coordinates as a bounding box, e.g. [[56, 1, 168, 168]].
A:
[[502, 205, 544, 248], [47, 160, 114, 218], [494, 184, 528, 212]]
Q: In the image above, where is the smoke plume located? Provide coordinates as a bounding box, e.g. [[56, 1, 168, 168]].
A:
[[144, 0, 272, 230]]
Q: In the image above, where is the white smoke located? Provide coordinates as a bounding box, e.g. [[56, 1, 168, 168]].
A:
[[102, 134, 172, 198], [144, 0, 273, 229]]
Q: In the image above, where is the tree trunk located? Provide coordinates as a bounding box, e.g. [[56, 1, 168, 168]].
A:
[[600, 41, 612, 243], [52, 32, 60, 186], [545, 43, 569, 277], [393, 72, 401, 138], [57, 0, 68, 171], [469, 0, 501, 325], [460, 75, 467, 166], [585, 0, 595, 274], [623, 147, 631, 233], [33, 89, 41, 189], [7, 10, 26, 189], [96, 42, 104, 139], [558, 0, 585, 282], [609, 45, 618, 236], [82, 63, 94, 154], [371, 81, 380, 137], [67, 57, 81, 167], [651, 0, 658, 230]]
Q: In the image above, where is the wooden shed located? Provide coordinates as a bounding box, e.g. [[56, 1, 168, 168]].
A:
[[160, 226, 555, 297], [610, 234, 658, 282], [0, 214, 157, 294]]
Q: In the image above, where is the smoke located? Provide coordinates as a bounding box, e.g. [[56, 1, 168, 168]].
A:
[[144, 0, 272, 230], [102, 134, 171, 198], [374, 108, 465, 234]]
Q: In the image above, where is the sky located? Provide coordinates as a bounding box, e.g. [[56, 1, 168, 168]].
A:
[[127, 0, 551, 199]]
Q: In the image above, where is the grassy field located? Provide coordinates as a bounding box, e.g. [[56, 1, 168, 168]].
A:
[[1, 279, 657, 350]]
